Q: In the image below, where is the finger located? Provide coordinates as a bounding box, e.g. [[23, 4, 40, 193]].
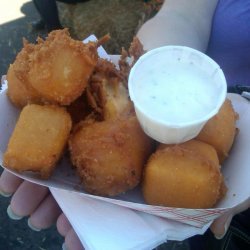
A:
[[64, 228, 84, 250], [57, 213, 72, 237], [210, 198, 250, 239], [210, 212, 233, 239], [10, 181, 49, 217], [28, 194, 62, 230], [0, 170, 23, 196]]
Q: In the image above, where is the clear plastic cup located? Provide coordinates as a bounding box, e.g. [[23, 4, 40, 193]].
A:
[[128, 46, 227, 144]]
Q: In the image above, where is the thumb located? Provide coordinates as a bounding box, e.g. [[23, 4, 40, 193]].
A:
[[210, 198, 250, 239], [210, 211, 233, 239]]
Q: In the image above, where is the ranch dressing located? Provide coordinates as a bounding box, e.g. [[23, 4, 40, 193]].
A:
[[132, 61, 216, 124], [129, 47, 225, 126]]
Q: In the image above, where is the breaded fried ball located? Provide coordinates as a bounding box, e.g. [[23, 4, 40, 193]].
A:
[[69, 115, 154, 196], [87, 58, 133, 120], [7, 29, 99, 107], [27, 29, 98, 105], [142, 139, 225, 208], [7, 41, 42, 108], [3, 104, 72, 178], [196, 99, 238, 163]]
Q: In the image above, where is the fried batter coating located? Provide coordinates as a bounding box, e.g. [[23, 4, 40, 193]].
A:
[[6, 64, 39, 108], [69, 115, 154, 196], [87, 58, 133, 120], [119, 37, 145, 87], [27, 29, 99, 105], [3, 104, 72, 179], [196, 99, 238, 163], [143, 139, 224, 208], [7, 40, 42, 107]]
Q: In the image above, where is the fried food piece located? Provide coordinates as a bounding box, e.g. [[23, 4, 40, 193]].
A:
[[7, 41, 42, 107], [3, 104, 72, 178], [119, 37, 145, 87], [7, 29, 99, 107], [143, 139, 224, 208], [69, 115, 153, 196], [87, 58, 133, 120], [196, 99, 238, 163], [27, 29, 98, 105]]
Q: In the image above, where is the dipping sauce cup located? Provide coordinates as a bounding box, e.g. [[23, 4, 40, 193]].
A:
[[128, 46, 227, 144]]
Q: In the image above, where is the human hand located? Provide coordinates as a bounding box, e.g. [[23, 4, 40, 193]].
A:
[[57, 213, 84, 250], [210, 198, 250, 239], [0, 169, 61, 230]]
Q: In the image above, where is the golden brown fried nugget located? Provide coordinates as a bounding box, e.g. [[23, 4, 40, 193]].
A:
[[28, 29, 98, 105], [3, 104, 72, 178], [87, 58, 133, 121], [6, 41, 42, 108], [143, 140, 224, 208], [196, 99, 238, 163], [7, 64, 41, 108], [7, 64, 31, 108], [7, 30, 99, 106], [69, 115, 153, 196]]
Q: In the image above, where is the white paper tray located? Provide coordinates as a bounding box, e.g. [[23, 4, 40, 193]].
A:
[[0, 45, 249, 228]]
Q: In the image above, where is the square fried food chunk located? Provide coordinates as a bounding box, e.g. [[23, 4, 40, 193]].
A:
[[3, 104, 72, 178]]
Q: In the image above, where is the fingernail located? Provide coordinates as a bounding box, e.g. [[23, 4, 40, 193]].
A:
[[7, 205, 23, 220], [62, 243, 68, 250], [27, 218, 41, 232], [0, 190, 12, 197]]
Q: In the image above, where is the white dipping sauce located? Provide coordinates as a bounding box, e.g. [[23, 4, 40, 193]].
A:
[[133, 62, 216, 124], [129, 47, 225, 126]]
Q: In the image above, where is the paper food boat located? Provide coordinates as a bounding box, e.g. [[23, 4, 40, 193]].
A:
[[0, 36, 249, 229]]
